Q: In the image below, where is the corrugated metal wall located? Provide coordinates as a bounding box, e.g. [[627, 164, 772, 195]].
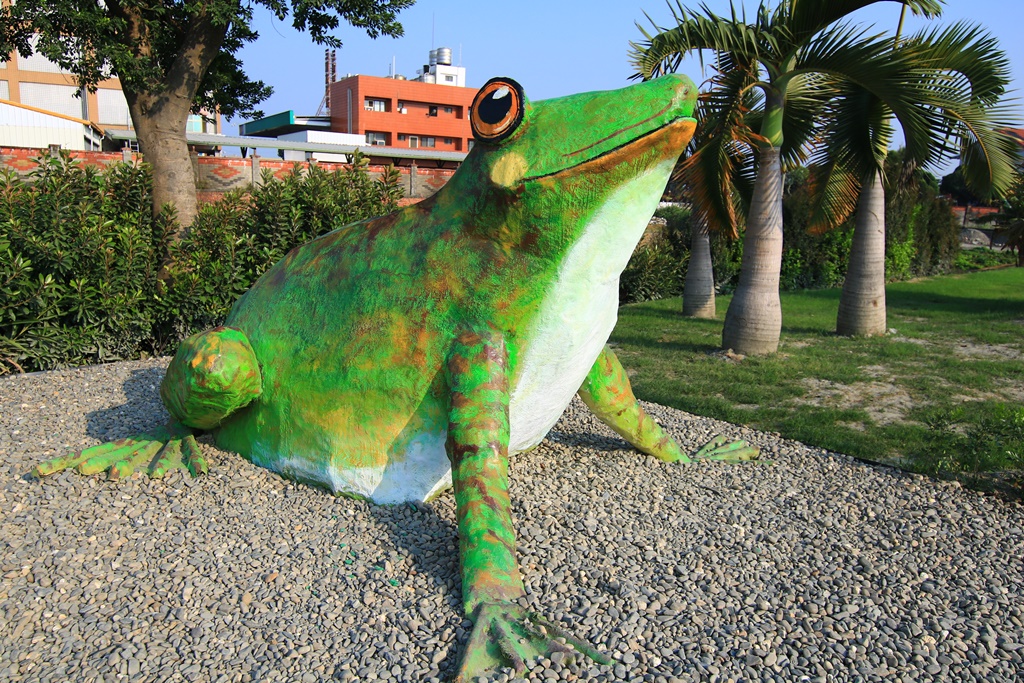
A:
[[0, 103, 87, 150]]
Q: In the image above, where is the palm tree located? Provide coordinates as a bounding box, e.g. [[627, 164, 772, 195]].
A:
[[674, 72, 759, 319], [807, 21, 1019, 336], [682, 214, 717, 317], [632, 0, 943, 354]]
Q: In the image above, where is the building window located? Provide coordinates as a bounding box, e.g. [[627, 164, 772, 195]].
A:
[[97, 88, 131, 126], [422, 137, 436, 148], [398, 102, 407, 113], [365, 131, 386, 145], [468, 140, 475, 151], [444, 137, 453, 145], [20, 82, 85, 119], [444, 75, 455, 83], [398, 134, 407, 141], [444, 106, 453, 114], [186, 115, 205, 133], [365, 98, 387, 112], [428, 105, 438, 117]]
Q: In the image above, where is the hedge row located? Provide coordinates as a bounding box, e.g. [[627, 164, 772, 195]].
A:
[[0, 152, 403, 374]]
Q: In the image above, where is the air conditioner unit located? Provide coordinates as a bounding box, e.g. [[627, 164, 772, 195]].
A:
[[400, 108, 408, 114], [374, 140, 385, 146]]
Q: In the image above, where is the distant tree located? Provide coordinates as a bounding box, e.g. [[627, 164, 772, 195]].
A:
[[940, 165, 988, 206], [632, 0, 945, 355], [987, 165, 1024, 266], [0, 0, 414, 230], [807, 22, 1018, 337]]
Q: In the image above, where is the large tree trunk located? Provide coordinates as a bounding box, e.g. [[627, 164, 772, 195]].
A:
[[113, 7, 227, 233], [837, 171, 887, 336], [129, 94, 197, 230], [682, 215, 715, 318], [722, 147, 783, 355]]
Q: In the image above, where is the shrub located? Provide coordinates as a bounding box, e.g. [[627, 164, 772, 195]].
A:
[[620, 245, 686, 304], [0, 153, 166, 373], [0, 151, 404, 374], [916, 403, 1024, 477], [953, 248, 1017, 271]]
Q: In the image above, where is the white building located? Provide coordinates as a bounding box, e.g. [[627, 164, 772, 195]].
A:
[[278, 129, 365, 162], [0, 99, 103, 150], [413, 48, 466, 88]]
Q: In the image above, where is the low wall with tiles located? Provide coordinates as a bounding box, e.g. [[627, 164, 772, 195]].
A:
[[0, 147, 456, 204]]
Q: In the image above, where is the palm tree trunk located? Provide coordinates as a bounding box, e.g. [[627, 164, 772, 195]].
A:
[[722, 147, 783, 355], [837, 171, 887, 336], [682, 215, 715, 318]]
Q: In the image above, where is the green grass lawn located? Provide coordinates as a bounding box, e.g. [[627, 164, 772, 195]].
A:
[[611, 267, 1024, 491]]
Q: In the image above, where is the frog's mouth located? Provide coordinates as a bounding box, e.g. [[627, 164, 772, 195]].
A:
[[524, 117, 696, 182]]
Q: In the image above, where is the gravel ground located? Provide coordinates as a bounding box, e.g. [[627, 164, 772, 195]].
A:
[[1, 358, 1023, 683]]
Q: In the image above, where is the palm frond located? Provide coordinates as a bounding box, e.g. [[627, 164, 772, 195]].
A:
[[898, 21, 1009, 106], [804, 158, 862, 234], [786, 0, 943, 44], [630, 2, 773, 79]]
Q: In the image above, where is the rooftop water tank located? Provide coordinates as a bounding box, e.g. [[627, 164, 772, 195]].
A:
[[436, 47, 452, 66]]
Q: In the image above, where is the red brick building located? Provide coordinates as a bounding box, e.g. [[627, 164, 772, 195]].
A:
[[329, 74, 476, 153]]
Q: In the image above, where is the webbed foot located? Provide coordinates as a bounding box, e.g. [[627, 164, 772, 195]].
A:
[[33, 422, 208, 480], [455, 601, 611, 682], [688, 435, 759, 463]]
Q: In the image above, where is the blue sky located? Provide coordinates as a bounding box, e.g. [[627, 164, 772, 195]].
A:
[[233, 0, 1024, 176]]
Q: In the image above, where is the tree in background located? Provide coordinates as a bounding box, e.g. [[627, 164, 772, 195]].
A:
[[807, 21, 1018, 336], [632, 0, 944, 355], [0, 0, 414, 230], [986, 165, 1024, 267], [940, 165, 990, 207]]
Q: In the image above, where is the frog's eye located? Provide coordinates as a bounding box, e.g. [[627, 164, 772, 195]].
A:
[[471, 77, 525, 143]]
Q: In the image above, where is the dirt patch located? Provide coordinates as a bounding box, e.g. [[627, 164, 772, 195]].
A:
[[890, 336, 932, 347], [952, 341, 1024, 361], [953, 381, 1024, 405], [791, 378, 918, 426], [860, 365, 889, 379]]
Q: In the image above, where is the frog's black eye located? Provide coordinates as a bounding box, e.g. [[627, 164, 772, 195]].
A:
[[471, 77, 525, 143]]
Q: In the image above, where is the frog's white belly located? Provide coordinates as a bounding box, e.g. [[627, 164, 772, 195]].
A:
[[306, 159, 675, 504], [509, 159, 675, 452]]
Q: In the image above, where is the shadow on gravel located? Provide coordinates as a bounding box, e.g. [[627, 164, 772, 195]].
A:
[[85, 366, 168, 441], [546, 429, 632, 453], [366, 501, 466, 677]]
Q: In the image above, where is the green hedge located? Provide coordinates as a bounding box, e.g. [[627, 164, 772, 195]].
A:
[[0, 152, 402, 374], [619, 205, 742, 304]]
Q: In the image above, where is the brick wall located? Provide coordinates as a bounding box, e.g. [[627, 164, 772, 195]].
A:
[[0, 146, 456, 204]]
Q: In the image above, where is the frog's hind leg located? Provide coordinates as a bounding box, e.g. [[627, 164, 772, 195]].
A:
[[160, 326, 262, 430], [34, 327, 260, 481], [577, 345, 758, 463]]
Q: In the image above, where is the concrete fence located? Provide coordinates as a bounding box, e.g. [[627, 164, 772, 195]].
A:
[[0, 146, 456, 206]]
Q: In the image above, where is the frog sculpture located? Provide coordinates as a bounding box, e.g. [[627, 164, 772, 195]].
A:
[[36, 74, 758, 680]]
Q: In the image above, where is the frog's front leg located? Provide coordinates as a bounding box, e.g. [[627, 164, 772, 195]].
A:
[[578, 345, 759, 463], [446, 328, 610, 681]]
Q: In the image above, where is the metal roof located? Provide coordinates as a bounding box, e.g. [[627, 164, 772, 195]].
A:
[[104, 128, 468, 164], [239, 110, 333, 137]]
